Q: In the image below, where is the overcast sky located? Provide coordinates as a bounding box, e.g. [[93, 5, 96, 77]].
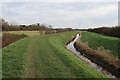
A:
[[0, 0, 119, 2], [1, 1, 118, 29]]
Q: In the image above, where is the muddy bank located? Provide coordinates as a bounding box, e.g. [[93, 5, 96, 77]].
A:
[[74, 32, 120, 78]]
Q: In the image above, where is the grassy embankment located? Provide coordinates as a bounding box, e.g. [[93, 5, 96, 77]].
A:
[[2, 31, 107, 78], [81, 31, 120, 58]]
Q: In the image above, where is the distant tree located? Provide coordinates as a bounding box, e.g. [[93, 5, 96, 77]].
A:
[[37, 23, 40, 26], [2, 19, 9, 31]]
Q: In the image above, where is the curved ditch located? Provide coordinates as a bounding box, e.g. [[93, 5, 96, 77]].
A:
[[66, 33, 117, 79]]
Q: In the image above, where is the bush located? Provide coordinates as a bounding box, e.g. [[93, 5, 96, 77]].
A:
[[2, 33, 27, 48]]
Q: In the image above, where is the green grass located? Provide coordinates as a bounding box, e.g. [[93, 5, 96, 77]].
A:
[[81, 31, 119, 58], [2, 31, 107, 78], [3, 31, 40, 37]]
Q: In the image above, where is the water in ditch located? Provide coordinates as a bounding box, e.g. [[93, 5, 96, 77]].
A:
[[66, 34, 116, 78]]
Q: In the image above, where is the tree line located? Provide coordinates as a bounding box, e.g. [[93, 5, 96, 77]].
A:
[[1, 19, 52, 31], [1, 18, 75, 33], [87, 26, 120, 38], [1, 19, 74, 32]]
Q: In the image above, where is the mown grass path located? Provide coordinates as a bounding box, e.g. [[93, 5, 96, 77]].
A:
[[25, 37, 39, 78], [2, 31, 107, 78]]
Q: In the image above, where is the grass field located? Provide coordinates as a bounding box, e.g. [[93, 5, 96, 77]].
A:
[[2, 31, 107, 78], [3, 31, 40, 37], [81, 31, 119, 58]]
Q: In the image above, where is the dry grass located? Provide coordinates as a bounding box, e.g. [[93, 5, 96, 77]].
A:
[[3, 31, 40, 37]]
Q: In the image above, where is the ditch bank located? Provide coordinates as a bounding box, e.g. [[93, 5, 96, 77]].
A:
[[73, 32, 120, 78], [65, 32, 79, 45]]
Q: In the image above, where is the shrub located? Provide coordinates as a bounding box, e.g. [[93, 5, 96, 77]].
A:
[[2, 33, 27, 48]]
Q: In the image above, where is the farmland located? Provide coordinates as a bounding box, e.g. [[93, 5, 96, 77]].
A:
[[81, 31, 120, 58], [2, 31, 107, 78], [3, 31, 40, 37]]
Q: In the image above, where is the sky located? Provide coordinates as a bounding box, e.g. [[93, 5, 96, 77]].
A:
[[0, 0, 119, 2], [1, 1, 118, 29]]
